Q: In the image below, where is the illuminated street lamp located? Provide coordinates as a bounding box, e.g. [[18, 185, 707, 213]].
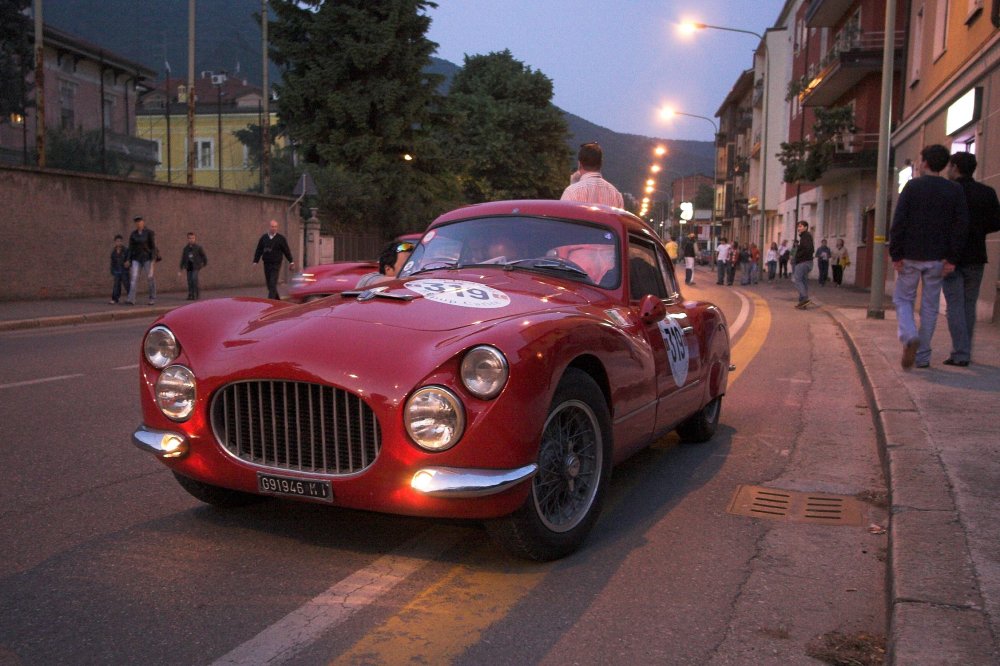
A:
[[660, 106, 720, 249], [679, 19, 769, 267]]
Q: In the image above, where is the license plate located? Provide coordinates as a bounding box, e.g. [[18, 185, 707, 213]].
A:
[[257, 472, 333, 503]]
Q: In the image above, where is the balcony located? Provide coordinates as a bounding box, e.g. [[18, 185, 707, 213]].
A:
[[800, 29, 904, 107], [805, 0, 855, 27], [814, 132, 879, 183]]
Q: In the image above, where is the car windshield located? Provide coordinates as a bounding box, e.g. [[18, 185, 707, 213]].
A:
[[402, 216, 621, 288]]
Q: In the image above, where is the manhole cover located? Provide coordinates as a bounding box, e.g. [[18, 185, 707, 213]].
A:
[[727, 485, 866, 526]]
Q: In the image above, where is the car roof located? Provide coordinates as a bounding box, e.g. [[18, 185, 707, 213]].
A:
[[430, 200, 659, 243]]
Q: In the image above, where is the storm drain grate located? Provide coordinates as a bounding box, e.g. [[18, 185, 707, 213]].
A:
[[727, 485, 866, 526]]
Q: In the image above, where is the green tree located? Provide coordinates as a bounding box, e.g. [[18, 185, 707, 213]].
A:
[[0, 0, 32, 124], [232, 123, 300, 196], [441, 50, 570, 202], [45, 128, 129, 176], [777, 106, 857, 183], [269, 0, 456, 235], [694, 183, 714, 210]]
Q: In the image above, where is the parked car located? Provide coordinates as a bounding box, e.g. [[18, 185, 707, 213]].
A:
[[132, 200, 731, 560], [288, 233, 422, 302], [697, 248, 713, 265]]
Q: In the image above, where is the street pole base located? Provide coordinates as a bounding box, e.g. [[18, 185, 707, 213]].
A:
[[866, 309, 886, 320]]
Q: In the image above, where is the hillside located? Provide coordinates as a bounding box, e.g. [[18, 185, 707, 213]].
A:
[[43, 0, 714, 194]]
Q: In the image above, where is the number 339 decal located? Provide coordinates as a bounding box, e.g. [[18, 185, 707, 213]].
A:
[[657, 316, 689, 387], [406, 279, 511, 309]]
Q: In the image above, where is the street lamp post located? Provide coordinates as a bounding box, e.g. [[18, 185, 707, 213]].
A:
[[680, 21, 769, 270], [661, 107, 720, 250]]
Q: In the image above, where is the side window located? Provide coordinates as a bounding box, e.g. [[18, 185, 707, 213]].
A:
[[628, 236, 668, 301], [659, 245, 680, 296]]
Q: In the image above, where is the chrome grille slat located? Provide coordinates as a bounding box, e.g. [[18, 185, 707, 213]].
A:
[[212, 380, 380, 475]]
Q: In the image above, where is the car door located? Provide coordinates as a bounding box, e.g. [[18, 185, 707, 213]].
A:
[[627, 235, 700, 433]]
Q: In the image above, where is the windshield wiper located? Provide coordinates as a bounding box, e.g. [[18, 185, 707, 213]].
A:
[[502, 257, 590, 278], [406, 260, 459, 276]]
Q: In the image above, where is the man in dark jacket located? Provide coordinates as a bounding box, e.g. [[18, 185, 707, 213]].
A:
[[791, 220, 814, 309], [889, 144, 970, 369], [178, 232, 208, 300], [125, 215, 158, 305], [941, 151, 1000, 366], [253, 219, 295, 299]]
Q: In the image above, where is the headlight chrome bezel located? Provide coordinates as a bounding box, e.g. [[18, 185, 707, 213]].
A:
[[405, 386, 465, 452], [460, 345, 509, 400], [155, 365, 197, 421], [144, 325, 180, 369]]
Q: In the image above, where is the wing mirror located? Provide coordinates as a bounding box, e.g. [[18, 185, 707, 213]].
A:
[[639, 294, 666, 324]]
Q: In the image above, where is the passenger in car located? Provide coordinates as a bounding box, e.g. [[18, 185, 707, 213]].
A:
[[356, 240, 415, 289]]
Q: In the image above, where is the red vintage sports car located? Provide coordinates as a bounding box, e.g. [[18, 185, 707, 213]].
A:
[[134, 200, 731, 560], [287, 233, 423, 302]]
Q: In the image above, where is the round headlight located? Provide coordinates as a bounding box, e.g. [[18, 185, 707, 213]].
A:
[[144, 326, 179, 369], [155, 365, 197, 421], [405, 386, 465, 451], [460, 346, 509, 399]]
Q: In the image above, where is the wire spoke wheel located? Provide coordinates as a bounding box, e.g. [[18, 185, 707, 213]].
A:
[[533, 399, 601, 533]]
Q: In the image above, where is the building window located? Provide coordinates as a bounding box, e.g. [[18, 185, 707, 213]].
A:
[[58, 80, 77, 129], [194, 138, 213, 169], [153, 138, 162, 164], [910, 5, 924, 85], [103, 96, 115, 130], [934, 0, 950, 60]]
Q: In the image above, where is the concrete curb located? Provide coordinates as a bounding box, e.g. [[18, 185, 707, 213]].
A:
[[828, 307, 995, 665], [0, 305, 175, 332]]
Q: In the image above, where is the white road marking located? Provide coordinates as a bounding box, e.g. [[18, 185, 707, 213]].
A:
[[210, 527, 461, 666], [0, 373, 83, 390], [113, 364, 140, 371], [729, 290, 751, 339]]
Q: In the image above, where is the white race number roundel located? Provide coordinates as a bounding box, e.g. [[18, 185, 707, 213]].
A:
[[657, 316, 689, 387], [406, 279, 511, 309]]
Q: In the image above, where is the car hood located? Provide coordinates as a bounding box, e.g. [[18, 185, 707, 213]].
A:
[[271, 268, 611, 332]]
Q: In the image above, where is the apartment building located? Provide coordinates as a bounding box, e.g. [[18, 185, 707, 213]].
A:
[[0, 24, 157, 177], [892, 0, 1000, 320], [136, 73, 280, 191]]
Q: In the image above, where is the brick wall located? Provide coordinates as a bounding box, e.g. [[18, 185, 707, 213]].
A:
[[0, 165, 300, 300]]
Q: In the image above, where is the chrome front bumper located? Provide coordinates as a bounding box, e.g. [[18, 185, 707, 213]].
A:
[[409, 464, 537, 498], [132, 425, 189, 459]]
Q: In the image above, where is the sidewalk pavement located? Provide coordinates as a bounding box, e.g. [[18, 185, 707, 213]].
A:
[[3, 273, 998, 664]]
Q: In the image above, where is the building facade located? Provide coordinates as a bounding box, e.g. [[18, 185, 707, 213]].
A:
[[0, 24, 157, 177], [136, 73, 279, 191], [891, 0, 1000, 321]]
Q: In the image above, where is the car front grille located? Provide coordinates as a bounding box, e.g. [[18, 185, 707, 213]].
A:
[[211, 380, 381, 475]]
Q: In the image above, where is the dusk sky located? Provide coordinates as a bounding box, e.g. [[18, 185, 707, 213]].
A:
[[426, 1, 788, 142]]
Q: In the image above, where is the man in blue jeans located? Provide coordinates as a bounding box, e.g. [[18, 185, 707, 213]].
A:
[[942, 151, 1000, 366], [791, 221, 814, 308], [889, 144, 970, 369]]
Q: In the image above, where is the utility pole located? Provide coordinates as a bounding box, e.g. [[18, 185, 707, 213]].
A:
[[186, 0, 196, 185], [867, 0, 898, 319], [261, 0, 270, 194], [33, 0, 44, 168]]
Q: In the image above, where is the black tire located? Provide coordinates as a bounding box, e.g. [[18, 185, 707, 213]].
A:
[[676, 396, 722, 443], [173, 472, 264, 508], [487, 369, 612, 561]]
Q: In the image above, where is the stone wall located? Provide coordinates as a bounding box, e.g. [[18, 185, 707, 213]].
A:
[[0, 165, 300, 300]]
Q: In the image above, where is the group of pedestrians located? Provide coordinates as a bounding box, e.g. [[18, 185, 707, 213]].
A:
[[111, 216, 208, 305], [110, 217, 300, 304]]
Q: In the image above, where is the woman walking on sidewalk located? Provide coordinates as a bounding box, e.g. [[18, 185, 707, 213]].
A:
[[830, 239, 849, 286], [765, 242, 778, 281]]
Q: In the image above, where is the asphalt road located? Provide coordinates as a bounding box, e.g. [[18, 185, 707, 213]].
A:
[[0, 280, 888, 665]]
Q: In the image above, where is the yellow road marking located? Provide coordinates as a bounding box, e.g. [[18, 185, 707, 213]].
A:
[[331, 544, 547, 665], [332, 294, 771, 664], [728, 292, 770, 387]]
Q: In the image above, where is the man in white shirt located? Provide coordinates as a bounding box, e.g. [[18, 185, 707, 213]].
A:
[[560, 142, 624, 208], [715, 237, 732, 285]]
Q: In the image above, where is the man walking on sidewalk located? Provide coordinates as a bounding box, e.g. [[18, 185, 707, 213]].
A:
[[253, 219, 296, 300], [681, 232, 697, 285], [942, 151, 1000, 367], [889, 144, 970, 369], [792, 221, 814, 308]]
